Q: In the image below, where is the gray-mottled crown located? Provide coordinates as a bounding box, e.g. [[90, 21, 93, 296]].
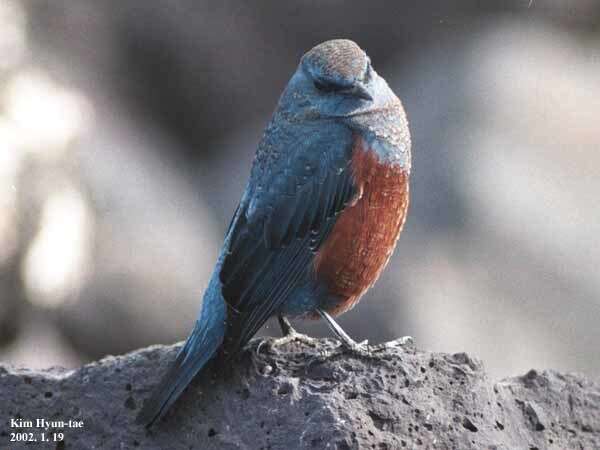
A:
[[301, 39, 370, 88]]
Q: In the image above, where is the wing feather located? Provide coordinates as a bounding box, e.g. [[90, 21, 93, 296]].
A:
[[218, 124, 358, 354]]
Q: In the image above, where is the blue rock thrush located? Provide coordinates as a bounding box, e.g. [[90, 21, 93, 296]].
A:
[[137, 39, 411, 427]]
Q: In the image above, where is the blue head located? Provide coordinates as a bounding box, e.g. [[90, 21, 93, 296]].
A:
[[275, 39, 401, 121]]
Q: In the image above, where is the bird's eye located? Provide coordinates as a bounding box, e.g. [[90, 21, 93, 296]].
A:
[[363, 62, 373, 82], [313, 79, 345, 93]]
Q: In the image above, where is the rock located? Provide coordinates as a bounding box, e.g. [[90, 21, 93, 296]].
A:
[[1, 339, 599, 449]]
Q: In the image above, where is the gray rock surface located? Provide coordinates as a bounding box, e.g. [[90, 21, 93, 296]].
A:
[[1, 338, 599, 449]]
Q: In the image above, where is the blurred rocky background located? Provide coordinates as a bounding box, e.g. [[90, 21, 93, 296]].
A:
[[1, 0, 599, 380]]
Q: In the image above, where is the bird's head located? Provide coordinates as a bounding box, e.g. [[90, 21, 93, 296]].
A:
[[277, 39, 399, 120]]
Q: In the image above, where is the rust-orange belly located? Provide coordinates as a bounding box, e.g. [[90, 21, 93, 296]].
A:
[[314, 137, 410, 315]]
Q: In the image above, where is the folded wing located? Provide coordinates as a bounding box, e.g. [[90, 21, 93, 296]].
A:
[[219, 124, 358, 354]]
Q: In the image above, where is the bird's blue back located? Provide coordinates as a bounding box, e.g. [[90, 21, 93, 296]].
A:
[[136, 38, 410, 427]]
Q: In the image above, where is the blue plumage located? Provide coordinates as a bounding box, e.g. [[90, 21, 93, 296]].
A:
[[136, 39, 410, 427]]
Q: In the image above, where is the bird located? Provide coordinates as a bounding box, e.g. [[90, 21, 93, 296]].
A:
[[136, 38, 411, 427]]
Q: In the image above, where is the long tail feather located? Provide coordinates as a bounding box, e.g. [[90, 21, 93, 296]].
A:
[[136, 282, 227, 427]]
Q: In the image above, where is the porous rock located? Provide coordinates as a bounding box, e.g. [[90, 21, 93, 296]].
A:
[[1, 338, 598, 449]]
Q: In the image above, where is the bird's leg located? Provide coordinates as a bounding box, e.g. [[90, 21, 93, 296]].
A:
[[317, 308, 370, 354], [277, 315, 296, 336], [256, 315, 318, 357], [274, 314, 318, 346], [316, 308, 414, 359]]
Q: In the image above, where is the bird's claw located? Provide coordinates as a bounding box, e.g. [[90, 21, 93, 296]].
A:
[[248, 339, 276, 375], [269, 331, 319, 349], [255, 339, 268, 356], [359, 335, 414, 353], [378, 335, 414, 349], [339, 340, 376, 358], [305, 340, 373, 366], [250, 332, 320, 375], [251, 334, 415, 374], [253, 332, 319, 358], [307, 335, 414, 368]]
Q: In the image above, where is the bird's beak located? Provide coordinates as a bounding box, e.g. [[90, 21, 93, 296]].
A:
[[351, 83, 373, 101]]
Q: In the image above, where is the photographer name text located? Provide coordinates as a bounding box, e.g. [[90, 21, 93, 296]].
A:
[[10, 418, 84, 430]]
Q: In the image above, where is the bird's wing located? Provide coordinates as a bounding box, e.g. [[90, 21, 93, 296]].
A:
[[219, 122, 357, 353]]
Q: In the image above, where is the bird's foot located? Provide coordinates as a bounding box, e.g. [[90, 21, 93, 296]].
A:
[[262, 315, 319, 351], [376, 335, 414, 349], [307, 335, 415, 366], [253, 329, 319, 361], [267, 331, 319, 350], [249, 332, 320, 376], [350, 335, 414, 354], [327, 338, 374, 358], [247, 338, 276, 375]]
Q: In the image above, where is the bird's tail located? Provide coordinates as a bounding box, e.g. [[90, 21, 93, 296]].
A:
[[136, 284, 226, 427]]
